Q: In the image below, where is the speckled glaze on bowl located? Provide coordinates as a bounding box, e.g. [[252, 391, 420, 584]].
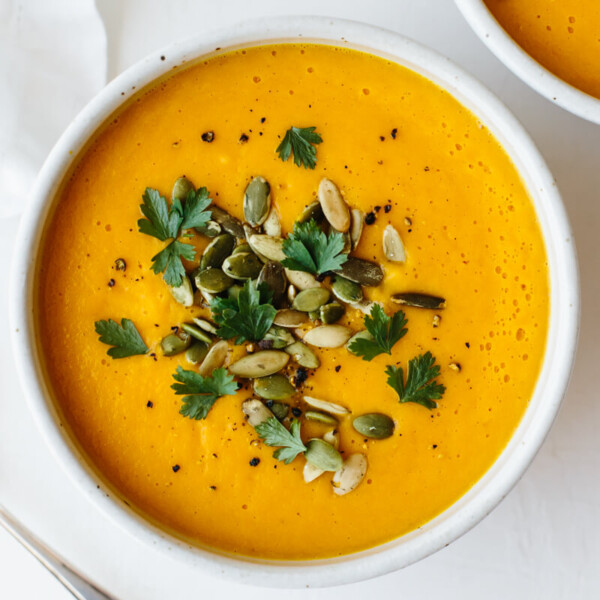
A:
[[10, 16, 579, 588]]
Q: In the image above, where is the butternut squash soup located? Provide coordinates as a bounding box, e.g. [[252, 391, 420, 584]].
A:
[[484, 0, 600, 99], [37, 43, 549, 559]]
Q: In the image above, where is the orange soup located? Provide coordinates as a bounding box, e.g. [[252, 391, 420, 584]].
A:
[[485, 0, 600, 99], [37, 43, 549, 559]]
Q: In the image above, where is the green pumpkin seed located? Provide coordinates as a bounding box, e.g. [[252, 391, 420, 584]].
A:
[[196, 289, 216, 307], [242, 398, 274, 427], [270, 401, 289, 421], [222, 252, 263, 280], [232, 242, 251, 255], [305, 439, 343, 472], [303, 325, 352, 348], [334, 257, 384, 287], [352, 413, 395, 439], [195, 220, 221, 237], [263, 326, 295, 349], [318, 178, 350, 232], [247, 234, 285, 262], [340, 230, 352, 254], [274, 309, 309, 328], [320, 302, 345, 324], [297, 201, 324, 225], [167, 275, 194, 307], [346, 330, 374, 353], [172, 176, 194, 201], [180, 322, 212, 344], [308, 310, 320, 321], [383, 224, 406, 262], [257, 261, 286, 304], [303, 396, 349, 415], [292, 288, 330, 312], [350, 208, 364, 249], [198, 340, 229, 376], [229, 350, 290, 378], [332, 276, 363, 304], [192, 318, 218, 335], [284, 269, 321, 290], [243, 176, 271, 227], [284, 341, 320, 369], [263, 207, 282, 237], [200, 234, 236, 270], [303, 461, 325, 483], [185, 341, 210, 365], [332, 454, 368, 495], [305, 410, 338, 425], [161, 331, 191, 356], [194, 267, 234, 293], [254, 374, 295, 400], [391, 292, 446, 309], [227, 284, 243, 301], [209, 204, 245, 238]]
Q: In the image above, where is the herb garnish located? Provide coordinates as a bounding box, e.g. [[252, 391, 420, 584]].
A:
[[138, 187, 212, 286], [171, 366, 238, 420], [94, 318, 149, 358], [255, 417, 307, 464], [276, 126, 322, 169], [385, 352, 446, 409], [210, 280, 276, 344], [281, 219, 348, 275], [349, 304, 408, 361]]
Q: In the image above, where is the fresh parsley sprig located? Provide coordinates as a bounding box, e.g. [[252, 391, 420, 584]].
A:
[[255, 417, 307, 464], [276, 126, 322, 169], [171, 366, 238, 420], [210, 280, 276, 344], [281, 219, 348, 276], [94, 318, 149, 358], [385, 352, 446, 410], [138, 186, 212, 286], [349, 304, 408, 361]]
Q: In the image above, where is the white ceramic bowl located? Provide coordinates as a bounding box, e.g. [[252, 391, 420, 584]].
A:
[[10, 16, 579, 588], [455, 0, 600, 125]]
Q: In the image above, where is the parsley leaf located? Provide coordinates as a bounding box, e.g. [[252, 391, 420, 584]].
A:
[[281, 219, 348, 275], [150, 239, 196, 287], [255, 417, 307, 464], [138, 188, 181, 241], [94, 318, 149, 359], [349, 304, 408, 361], [180, 187, 212, 230], [276, 126, 322, 169], [171, 366, 238, 420], [210, 280, 276, 344], [385, 352, 446, 410]]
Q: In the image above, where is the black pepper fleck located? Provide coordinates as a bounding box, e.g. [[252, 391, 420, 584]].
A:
[[201, 131, 215, 143], [365, 212, 376, 225], [172, 464, 180, 473], [249, 457, 260, 467], [424, 166, 430, 172], [295, 367, 308, 387], [210, 485, 217, 490], [379, 136, 385, 141], [291, 407, 302, 418], [239, 133, 249, 143], [147, 401, 153, 408], [384, 204, 392, 214], [466, 342, 470, 348], [391, 128, 398, 139], [171, 326, 179, 334], [114, 258, 126, 271], [160, 55, 166, 61], [433, 444, 438, 449], [374, 205, 381, 213], [260, 117, 266, 123], [108, 279, 115, 287], [335, 365, 341, 373]]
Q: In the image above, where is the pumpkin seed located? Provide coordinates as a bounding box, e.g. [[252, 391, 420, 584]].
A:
[[351, 300, 382, 315], [227, 284, 243, 301], [350, 208, 364, 249], [352, 413, 395, 439], [284, 269, 321, 290], [167, 275, 194, 307], [209, 204, 245, 238], [254, 374, 295, 400], [247, 234, 286, 262], [242, 398, 274, 427], [305, 410, 338, 425], [200, 234, 235, 270], [263, 207, 282, 237], [185, 341, 210, 365], [222, 252, 263, 280], [192, 318, 218, 335], [308, 310, 320, 321], [334, 257, 384, 287], [161, 331, 191, 356], [172, 176, 194, 201], [198, 289, 216, 306], [194, 267, 233, 293], [305, 439, 343, 472], [195, 220, 221, 237], [340, 230, 352, 253], [292, 288, 330, 312], [382, 224, 406, 262], [198, 340, 229, 376], [232, 242, 251, 255], [287, 284, 297, 304], [297, 201, 324, 225], [243, 176, 271, 227], [258, 261, 286, 304], [270, 401, 289, 421], [320, 302, 345, 324], [304, 396, 349, 415], [346, 330, 374, 352], [229, 350, 289, 378], [323, 429, 340, 449], [318, 178, 350, 232], [303, 325, 352, 348], [274, 309, 309, 328], [332, 454, 368, 495], [391, 292, 446, 309], [284, 341, 320, 369], [263, 326, 295, 349], [303, 461, 325, 483], [332, 276, 363, 304], [180, 322, 212, 344]]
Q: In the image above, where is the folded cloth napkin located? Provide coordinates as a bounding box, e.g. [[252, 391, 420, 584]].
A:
[[0, 0, 106, 218]]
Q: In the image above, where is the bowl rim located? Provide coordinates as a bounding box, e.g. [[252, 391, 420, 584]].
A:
[[454, 0, 600, 125], [9, 15, 580, 588]]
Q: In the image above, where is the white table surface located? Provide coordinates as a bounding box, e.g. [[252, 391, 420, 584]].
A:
[[2, 0, 599, 598]]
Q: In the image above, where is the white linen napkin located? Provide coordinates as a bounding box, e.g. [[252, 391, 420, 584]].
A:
[[0, 0, 106, 218]]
